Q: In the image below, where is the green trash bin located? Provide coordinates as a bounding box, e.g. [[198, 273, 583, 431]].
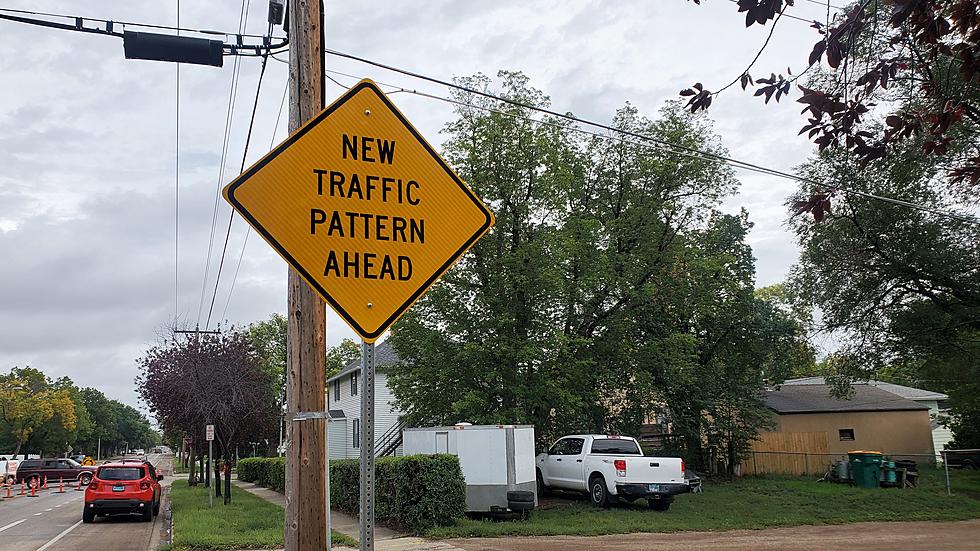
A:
[[849, 451, 883, 489]]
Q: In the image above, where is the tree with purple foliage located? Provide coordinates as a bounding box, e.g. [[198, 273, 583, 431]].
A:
[[136, 329, 277, 504]]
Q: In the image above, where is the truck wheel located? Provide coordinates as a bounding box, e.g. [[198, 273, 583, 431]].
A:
[[79, 473, 93, 485], [82, 509, 95, 523], [964, 460, 977, 471], [589, 475, 612, 508], [536, 470, 552, 498], [153, 497, 161, 516], [142, 502, 153, 522], [647, 497, 672, 511], [28, 475, 41, 490]]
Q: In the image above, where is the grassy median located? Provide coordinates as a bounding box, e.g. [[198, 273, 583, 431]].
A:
[[427, 468, 980, 539], [167, 480, 358, 550]]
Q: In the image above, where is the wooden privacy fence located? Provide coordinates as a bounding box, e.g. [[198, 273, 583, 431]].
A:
[[741, 431, 831, 476], [740, 431, 940, 476]]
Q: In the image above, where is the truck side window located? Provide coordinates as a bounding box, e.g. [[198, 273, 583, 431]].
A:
[[565, 438, 585, 455], [548, 440, 567, 455]]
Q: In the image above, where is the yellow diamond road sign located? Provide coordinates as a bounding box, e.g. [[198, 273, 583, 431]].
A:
[[223, 79, 494, 342]]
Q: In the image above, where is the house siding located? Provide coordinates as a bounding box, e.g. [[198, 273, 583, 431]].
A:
[[326, 370, 404, 459], [774, 409, 935, 459]]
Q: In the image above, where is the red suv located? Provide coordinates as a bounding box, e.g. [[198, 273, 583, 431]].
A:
[[83, 461, 162, 523]]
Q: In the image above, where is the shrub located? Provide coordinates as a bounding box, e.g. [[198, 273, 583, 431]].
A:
[[239, 455, 466, 533], [237, 457, 262, 483]]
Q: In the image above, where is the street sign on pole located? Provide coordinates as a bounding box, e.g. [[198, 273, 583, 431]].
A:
[[206, 424, 214, 508], [224, 79, 495, 551], [223, 79, 495, 342]]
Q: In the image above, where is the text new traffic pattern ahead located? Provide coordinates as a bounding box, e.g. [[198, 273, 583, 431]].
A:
[[223, 79, 494, 341]]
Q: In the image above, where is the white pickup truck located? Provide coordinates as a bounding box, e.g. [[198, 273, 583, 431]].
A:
[[536, 434, 688, 510]]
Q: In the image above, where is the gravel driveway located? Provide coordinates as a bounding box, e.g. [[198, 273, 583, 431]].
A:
[[449, 519, 980, 550]]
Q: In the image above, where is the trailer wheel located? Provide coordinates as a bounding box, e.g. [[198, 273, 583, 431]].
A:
[[589, 475, 612, 508]]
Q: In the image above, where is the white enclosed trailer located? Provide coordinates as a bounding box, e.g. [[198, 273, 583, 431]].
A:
[[403, 424, 536, 514]]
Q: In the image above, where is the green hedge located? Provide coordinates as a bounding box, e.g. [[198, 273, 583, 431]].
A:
[[237, 457, 286, 491], [237, 454, 465, 533]]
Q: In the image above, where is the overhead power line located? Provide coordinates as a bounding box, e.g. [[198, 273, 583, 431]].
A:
[[220, 81, 289, 323], [0, 6, 286, 40], [318, 49, 979, 225], [197, 0, 251, 328], [205, 52, 271, 330], [174, 0, 181, 322]]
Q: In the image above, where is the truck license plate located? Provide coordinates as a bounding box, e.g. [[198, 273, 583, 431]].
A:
[[648, 484, 660, 492], [112, 485, 125, 492]]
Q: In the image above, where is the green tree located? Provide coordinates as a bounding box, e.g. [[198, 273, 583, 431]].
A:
[[0, 368, 77, 456], [387, 73, 812, 472], [327, 339, 360, 379]]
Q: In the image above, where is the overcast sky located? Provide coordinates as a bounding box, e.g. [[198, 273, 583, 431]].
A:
[[0, 0, 835, 410]]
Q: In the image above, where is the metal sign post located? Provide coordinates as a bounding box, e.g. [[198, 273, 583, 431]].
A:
[[359, 341, 376, 551], [206, 424, 214, 508]]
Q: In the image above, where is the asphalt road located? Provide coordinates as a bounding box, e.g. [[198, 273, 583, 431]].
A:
[[0, 453, 172, 551]]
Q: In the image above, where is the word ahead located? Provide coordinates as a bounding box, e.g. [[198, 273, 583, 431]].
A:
[[223, 79, 494, 341]]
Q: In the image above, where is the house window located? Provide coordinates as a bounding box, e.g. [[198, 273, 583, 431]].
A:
[[839, 428, 855, 441], [350, 373, 358, 396], [333, 380, 340, 402], [353, 419, 360, 448]]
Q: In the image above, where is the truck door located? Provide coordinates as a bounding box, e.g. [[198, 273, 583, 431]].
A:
[[556, 438, 586, 491], [545, 437, 585, 489]]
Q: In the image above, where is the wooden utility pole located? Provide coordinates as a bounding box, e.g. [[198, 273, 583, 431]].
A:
[[284, 0, 327, 550]]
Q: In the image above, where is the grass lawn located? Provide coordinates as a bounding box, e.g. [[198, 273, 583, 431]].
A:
[[166, 480, 358, 550], [426, 468, 980, 539]]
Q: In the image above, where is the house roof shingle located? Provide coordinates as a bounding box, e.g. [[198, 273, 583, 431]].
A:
[[764, 384, 930, 414], [326, 340, 400, 383], [782, 376, 948, 401]]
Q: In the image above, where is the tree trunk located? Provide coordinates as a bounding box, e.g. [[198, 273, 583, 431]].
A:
[[199, 453, 205, 486], [214, 459, 222, 497], [188, 446, 196, 486], [223, 457, 232, 505]]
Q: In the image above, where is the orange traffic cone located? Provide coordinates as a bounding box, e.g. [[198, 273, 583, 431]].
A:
[[20, 481, 25, 495], [42, 476, 48, 490], [75, 478, 84, 491], [57, 478, 65, 493], [28, 483, 37, 498], [5, 481, 11, 499]]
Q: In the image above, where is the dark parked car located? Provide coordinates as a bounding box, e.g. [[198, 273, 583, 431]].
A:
[[944, 449, 980, 470], [15, 458, 97, 487]]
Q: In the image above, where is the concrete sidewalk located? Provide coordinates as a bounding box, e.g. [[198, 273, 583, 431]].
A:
[[231, 478, 462, 551]]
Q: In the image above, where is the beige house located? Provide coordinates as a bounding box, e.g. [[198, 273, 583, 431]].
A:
[[761, 384, 934, 460]]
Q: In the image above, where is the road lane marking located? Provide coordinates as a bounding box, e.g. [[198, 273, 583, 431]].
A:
[[36, 519, 83, 551], [34, 513, 43, 516], [45, 508, 52, 511], [0, 519, 26, 532]]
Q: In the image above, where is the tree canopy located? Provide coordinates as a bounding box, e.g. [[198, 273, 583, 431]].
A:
[[789, 133, 979, 446], [0, 366, 157, 457], [683, 0, 980, 218], [387, 72, 813, 472]]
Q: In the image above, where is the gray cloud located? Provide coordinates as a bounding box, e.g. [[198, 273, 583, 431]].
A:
[[0, 0, 825, 410]]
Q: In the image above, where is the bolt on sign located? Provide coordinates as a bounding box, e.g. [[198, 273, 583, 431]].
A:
[[223, 79, 495, 341]]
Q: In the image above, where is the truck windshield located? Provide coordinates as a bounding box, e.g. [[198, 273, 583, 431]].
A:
[[590, 439, 641, 455]]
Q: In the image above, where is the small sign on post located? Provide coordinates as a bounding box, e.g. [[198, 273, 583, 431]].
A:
[[206, 424, 215, 508]]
